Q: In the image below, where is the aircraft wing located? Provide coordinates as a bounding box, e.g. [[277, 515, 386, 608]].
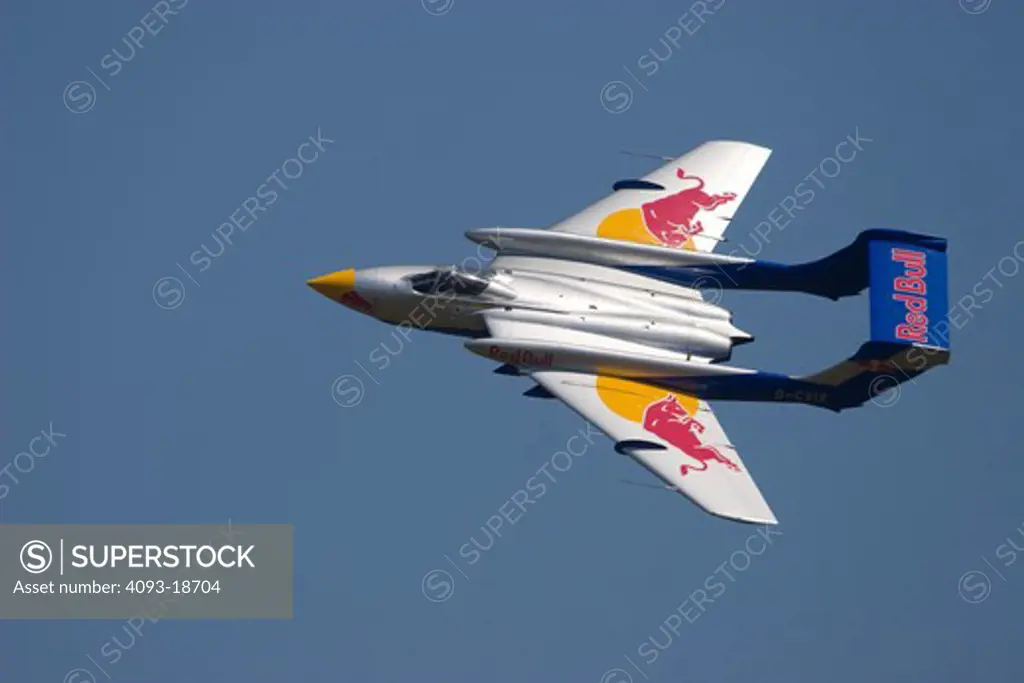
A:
[[545, 140, 771, 253], [529, 370, 777, 525], [480, 141, 776, 523]]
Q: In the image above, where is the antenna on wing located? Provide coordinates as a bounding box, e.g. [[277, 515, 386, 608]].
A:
[[696, 233, 729, 243], [619, 149, 675, 162], [619, 479, 678, 493]]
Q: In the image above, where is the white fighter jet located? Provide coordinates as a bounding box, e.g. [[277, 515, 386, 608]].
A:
[[308, 141, 950, 524]]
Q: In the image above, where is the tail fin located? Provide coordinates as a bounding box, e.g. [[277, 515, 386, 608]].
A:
[[802, 231, 950, 410], [643, 230, 950, 411]]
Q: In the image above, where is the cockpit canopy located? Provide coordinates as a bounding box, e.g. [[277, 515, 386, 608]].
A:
[[408, 267, 493, 296], [407, 267, 514, 299]]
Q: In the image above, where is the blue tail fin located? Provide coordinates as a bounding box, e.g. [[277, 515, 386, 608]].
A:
[[866, 234, 949, 349], [659, 231, 950, 412], [802, 232, 950, 409]]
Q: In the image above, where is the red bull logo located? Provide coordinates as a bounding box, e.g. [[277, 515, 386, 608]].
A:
[[891, 248, 929, 344], [641, 170, 737, 247], [595, 377, 740, 477], [596, 169, 737, 250], [641, 394, 740, 476]]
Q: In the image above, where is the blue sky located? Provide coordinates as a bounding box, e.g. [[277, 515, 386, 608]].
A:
[[3, 0, 1024, 680]]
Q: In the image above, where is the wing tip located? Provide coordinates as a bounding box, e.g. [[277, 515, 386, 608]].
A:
[[701, 504, 778, 526], [700, 139, 773, 156]]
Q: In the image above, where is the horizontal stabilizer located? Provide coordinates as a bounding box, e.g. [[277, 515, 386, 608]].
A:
[[800, 341, 950, 410]]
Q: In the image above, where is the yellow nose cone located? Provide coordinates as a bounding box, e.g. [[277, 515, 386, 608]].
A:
[[307, 269, 356, 299]]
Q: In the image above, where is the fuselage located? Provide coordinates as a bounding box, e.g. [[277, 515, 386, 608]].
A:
[[307, 257, 752, 362]]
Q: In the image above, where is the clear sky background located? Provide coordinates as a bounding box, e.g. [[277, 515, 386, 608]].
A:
[[4, 0, 1024, 681]]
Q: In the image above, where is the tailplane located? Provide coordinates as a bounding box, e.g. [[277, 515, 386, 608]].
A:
[[658, 230, 950, 411], [801, 231, 950, 410]]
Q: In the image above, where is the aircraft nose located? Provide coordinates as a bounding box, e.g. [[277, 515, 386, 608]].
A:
[[307, 268, 356, 300]]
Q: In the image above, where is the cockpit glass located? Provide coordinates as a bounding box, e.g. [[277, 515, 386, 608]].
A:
[[409, 268, 492, 296]]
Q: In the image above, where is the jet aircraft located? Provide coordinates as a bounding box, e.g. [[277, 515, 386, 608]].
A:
[[308, 141, 950, 524]]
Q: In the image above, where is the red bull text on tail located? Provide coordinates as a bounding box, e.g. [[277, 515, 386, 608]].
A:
[[868, 236, 949, 350], [891, 248, 929, 344]]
